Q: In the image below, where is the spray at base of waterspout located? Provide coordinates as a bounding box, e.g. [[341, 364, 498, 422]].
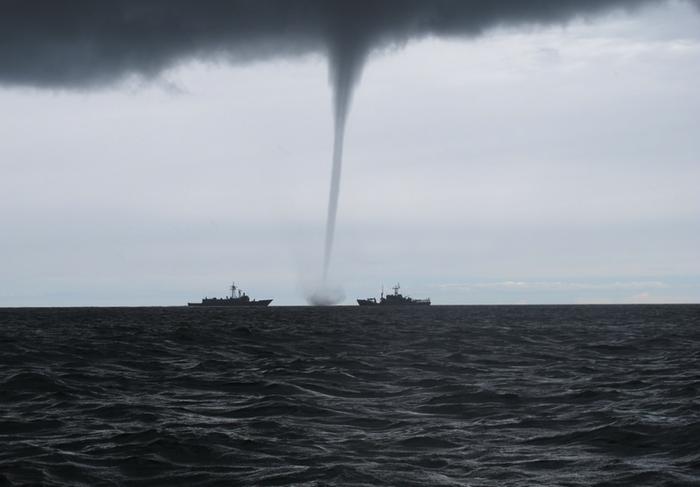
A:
[[305, 282, 345, 306]]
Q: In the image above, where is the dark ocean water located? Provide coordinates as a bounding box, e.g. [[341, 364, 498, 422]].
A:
[[0, 305, 699, 486]]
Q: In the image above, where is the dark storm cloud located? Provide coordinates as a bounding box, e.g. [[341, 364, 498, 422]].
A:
[[0, 0, 675, 88]]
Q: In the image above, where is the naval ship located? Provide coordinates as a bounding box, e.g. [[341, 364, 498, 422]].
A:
[[357, 284, 431, 306], [188, 282, 272, 307]]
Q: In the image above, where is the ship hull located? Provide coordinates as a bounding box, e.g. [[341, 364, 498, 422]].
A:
[[188, 299, 272, 307]]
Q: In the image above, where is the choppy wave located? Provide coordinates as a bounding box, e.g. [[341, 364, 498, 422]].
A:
[[1, 305, 699, 486]]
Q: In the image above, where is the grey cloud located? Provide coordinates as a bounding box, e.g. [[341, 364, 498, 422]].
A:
[[439, 281, 671, 292], [0, 0, 681, 89]]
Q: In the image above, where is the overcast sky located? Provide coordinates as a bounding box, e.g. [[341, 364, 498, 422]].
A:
[[1, 0, 699, 305]]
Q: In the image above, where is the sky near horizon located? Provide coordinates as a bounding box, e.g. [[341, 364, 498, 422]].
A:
[[1, 1, 699, 305]]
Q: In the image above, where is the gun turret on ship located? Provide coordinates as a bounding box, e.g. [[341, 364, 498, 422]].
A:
[[357, 283, 430, 306], [188, 282, 272, 307]]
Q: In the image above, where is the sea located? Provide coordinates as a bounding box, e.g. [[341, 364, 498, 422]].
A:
[[0, 305, 698, 486]]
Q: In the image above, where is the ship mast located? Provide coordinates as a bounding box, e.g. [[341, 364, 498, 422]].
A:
[[230, 282, 236, 299], [393, 283, 400, 295]]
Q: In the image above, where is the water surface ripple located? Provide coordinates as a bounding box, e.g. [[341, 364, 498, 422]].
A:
[[1, 305, 699, 486]]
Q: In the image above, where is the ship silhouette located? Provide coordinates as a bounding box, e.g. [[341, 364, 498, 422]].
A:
[[357, 283, 430, 306], [188, 282, 272, 307]]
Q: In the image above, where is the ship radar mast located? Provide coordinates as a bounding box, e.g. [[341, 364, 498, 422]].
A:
[[230, 282, 244, 298]]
